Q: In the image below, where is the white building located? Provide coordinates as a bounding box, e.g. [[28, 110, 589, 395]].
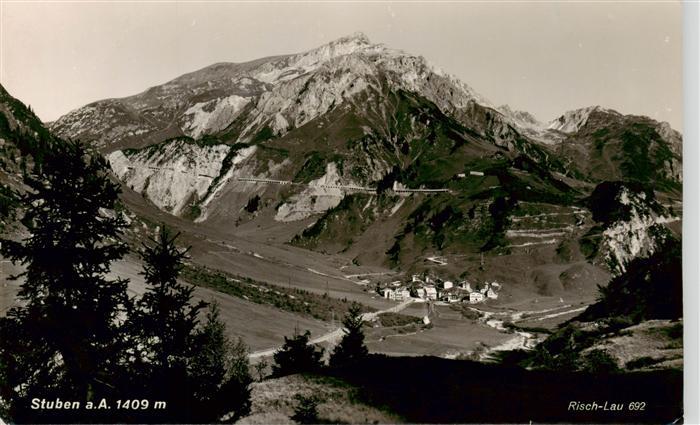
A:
[[445, 291, 462, 303], [469, 292, 485, 304], [384, 287, 410, 301], [443, 281, 454, 290], [487, 289, 498, 299], [460, 281, 472, 292], [470, 171, 485, 176], [395, 288, 411, 301], [425, 286, 438, 300]]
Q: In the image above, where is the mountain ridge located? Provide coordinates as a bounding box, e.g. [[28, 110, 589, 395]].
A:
[[49, 33, 492, 151], [39, 34, 683, 285]]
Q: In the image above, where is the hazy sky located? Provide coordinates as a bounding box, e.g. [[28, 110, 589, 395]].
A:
[[0, 1, 683, 130]]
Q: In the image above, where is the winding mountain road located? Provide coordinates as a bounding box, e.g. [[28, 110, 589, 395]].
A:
[[248, 298, 415, 359]]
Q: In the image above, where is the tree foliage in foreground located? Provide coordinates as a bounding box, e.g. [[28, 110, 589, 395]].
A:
[[272, 330, 324, 377], [0, 140, 251, 423], [124, 227, 251, 422], [330, 303, 368, 368], [0, 139, 129, 421]]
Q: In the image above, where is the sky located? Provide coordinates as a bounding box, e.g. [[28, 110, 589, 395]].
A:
[[0, 1, 683, 130]]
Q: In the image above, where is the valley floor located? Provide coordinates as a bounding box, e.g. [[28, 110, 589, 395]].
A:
[[102, 186, 610, 361]]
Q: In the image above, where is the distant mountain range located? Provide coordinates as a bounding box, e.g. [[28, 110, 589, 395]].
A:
[[2, 33, 683, 295]]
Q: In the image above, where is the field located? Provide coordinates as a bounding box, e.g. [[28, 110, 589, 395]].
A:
[[238, 374, 401, 424], [181, 263, 375, 322], [366, 305, 513, 358], [1, 255, 330, 352]]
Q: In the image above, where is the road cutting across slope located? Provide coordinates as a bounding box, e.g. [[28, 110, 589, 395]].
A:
[[248, 298, 415, 359]]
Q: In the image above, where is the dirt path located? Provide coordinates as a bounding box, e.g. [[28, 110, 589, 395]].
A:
[[248, 299, 414, 359]]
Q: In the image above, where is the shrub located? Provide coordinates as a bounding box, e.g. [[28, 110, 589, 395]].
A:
[[625, 356, 662, 370], [582, 349, 619, 374], [291, 394, 319, 424], [272, 330, 324, 377]]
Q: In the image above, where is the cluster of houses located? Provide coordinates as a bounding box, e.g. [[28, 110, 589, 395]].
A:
[[378, 274, 501, 304]]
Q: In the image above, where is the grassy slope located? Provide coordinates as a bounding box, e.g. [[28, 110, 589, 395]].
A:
[[281, 88, 583, 268], [508, 237, 683, 373], [181, 263, 374, 323], [237, 374, 401, 425]]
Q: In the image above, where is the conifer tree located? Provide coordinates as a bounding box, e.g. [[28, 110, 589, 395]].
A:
[[272, 330, 324, 377], [130, 227, 205, 376], [126, 226, 205, 421], [189, 304, 252, 422], [127, 227, 251, 423], [0, 139, 129, 420], [329, 303, 368, 367]]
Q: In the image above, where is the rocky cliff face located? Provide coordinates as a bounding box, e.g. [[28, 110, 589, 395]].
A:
[[599, 187, 674, 275], [107, 138, 257, 217], [585, 181, 678, 276]]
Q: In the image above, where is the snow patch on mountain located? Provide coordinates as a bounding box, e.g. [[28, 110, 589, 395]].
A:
[[182, 95, 250, 138], [237, 38, 492, 141], [378, 53, 491, 111], [274, 162, 349, 222], [496, 104, 568, 145], [52, 32, 494, 151], [108, 139, 231, 215]]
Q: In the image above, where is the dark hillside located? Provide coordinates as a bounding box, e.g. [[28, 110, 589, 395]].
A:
[[327, 355, 682, 424]]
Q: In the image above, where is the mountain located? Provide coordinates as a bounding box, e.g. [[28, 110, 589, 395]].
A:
[[498, 105, 542, 130], [551, 107, 682, 191], [547, 105, 612, 133], [48, 34, 682, 294], [0, 84, 56, 172], [0, 84, 62, 229], [50, 32, 491, 152], [0, 36, 686, 391]]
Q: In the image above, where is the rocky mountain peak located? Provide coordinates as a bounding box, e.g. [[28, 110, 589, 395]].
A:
[[329, 31, 372, 47], [50, 32, 498, 151], [547, 105, 619, 133], [498, 105, 543, 130]]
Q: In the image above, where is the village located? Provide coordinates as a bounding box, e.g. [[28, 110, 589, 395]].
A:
[[375, 273, 502, 305]]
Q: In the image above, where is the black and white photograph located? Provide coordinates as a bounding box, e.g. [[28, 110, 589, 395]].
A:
[[0, 1, 695, 423]]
